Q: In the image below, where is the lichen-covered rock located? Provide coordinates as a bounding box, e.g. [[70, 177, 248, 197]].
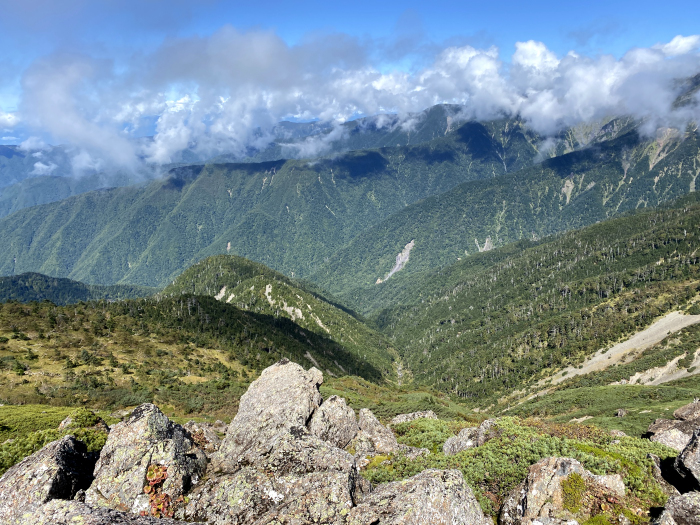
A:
[[184, 420, 222, 454], [500, 457, 625, 525], [358, 408, 398, 454], [653, 492, 700, 525], [443, 419, 497, 456], [346, 469, 490, 525], [648, 419, 697, 452], [0, 435, 94, 525], [84, 403, 206, 514], [23, 500, 182, 524], [389, 410, 438, 427], [675, 429, 700, 491], [183, 427, 361, 524], [674, 401, 700, 421], [308, 395, 359, 448], [214, 359, 323, 471]]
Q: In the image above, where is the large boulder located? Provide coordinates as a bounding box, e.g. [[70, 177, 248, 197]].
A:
[[308, 395, 359, 448], [357, 408, 398, 454], [84, 403, 207, 515], [390, 410, 438, 427], [653, 492, 700, 525], [675, 429, 700, 491], [23, 500, 182, 524], [213, 358, 323, 472], [500, 457, 625, 525], [346, 469, 490, 525], [648, 419, 698, 452], [443, 419, 497, 456], [182, 426, 363, 524], [0, 435, 94, 524], [675, 401, 700, 421]]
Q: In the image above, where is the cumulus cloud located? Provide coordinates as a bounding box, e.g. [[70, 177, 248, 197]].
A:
[[30, 161, 57, 175], [9, 29, 700, 171], [19, 136, 48, 151], [0, 110, 18, 128]]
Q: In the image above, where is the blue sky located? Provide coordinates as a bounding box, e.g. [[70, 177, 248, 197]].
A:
[[0, 0, 699, 165]]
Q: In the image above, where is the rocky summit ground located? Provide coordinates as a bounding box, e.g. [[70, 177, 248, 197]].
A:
[[1, 358, 700, 524]]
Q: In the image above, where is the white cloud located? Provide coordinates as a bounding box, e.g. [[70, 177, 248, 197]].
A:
[[0, 111, 18, 128], [10, 30, 700, 171], [19, 136, 49, 151], [653, 35, 700, 56], [30, 161, 57, 175]]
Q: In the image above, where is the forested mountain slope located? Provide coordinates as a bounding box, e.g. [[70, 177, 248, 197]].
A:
[[0, 272, 155, 305], [312, 125, 700, 301], [0, 118, 538, 286], [160, 255, 397, 379], [357, 194, 700, 405]]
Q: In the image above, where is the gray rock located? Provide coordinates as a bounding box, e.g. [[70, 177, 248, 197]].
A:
[[0, 435, 94, 525], [443, 419, 497, 456], [358, 408, 398, 454], [183, 427, 362, 524], [214, 358, 323, 472], [675, 429, 700, 491], [500, 457, 625, 525], [308, 395, 359, 448], [616, 408, 628, 418], [653, 492, 700, 525], [23, 500, 182, 524], [648, 453, 681, 497], [84, 403, 207, 514], [389, 410, 438, 426], [346, 469, 490, 525], [184, 420, 222, 454], [443, 426, 478, 455], [610, 430, 628, 437], [675, 401, 700, 421], [649, 419, 698, 452]]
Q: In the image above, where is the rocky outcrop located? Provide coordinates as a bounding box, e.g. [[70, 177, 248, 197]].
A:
[[346, 469, 490, 525], [653, 492, 700, 525], [357, 408, 399, 454], [184, 421, 222, 454], [23, 500, 182, 524], [443, 419, 496, 456], [184, 427, 364, 524], [675, 429, 700, 491], [213, 358, 323, 472], [390, 410, 438, 426], [308, 394, 359, 448], [0, 435, 94, 524], [84, 403, 207, 514], [675, 401, 700, 421], [648, 401, 700, 452], [500, 457, 625, 525], [648, 454, 681, 497]]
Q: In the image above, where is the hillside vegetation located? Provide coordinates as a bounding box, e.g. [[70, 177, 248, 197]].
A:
[[354, 194, 700, 405], [0, 118, 542, 286], [0, 272, 155, 305]]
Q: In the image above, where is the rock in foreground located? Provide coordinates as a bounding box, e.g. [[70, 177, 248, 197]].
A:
[[0, 435, 95, 524], [347, 469, 490, 525]]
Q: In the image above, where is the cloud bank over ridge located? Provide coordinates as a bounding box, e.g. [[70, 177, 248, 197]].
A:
[[6, 27, 700, 171]]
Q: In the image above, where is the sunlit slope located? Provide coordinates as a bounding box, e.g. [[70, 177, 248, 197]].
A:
[[0, 118, 539, 286], [161, 255, 397, 379], [312, 126, 700, 301]]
